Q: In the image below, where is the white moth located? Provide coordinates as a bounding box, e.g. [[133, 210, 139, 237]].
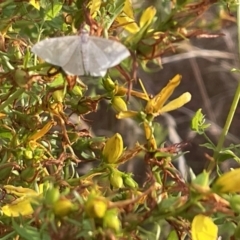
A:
[[31, 30, 130, 77]]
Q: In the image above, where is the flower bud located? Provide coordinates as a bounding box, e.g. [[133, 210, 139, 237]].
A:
[[111, 96, 127, 112], [23, 149, 33, 160], [102, 78, 115, 91], [85, 198, 107, 218], [213, 168, 240, 193], [139, 6, 156, 28], [103, 133, 123, 164], [53, 198, 74, 217]]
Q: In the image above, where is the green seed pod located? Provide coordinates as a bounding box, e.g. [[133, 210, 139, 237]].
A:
[[109, 171, 123, 188], [102, 133, 123, 164], [45, 187, 60, 205], [14, 68, 29, 88], [123, 175, 138, 188], [103, 209, 121, 232], [111, 96, 127, 112]]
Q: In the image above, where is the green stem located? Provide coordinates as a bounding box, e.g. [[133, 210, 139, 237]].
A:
[[0, 88, 25, 111], [211, 1, 240, 166], [214, 85, 240, 153]]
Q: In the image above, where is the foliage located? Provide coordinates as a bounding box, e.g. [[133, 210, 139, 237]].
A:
[[0, 0, 239, 239]]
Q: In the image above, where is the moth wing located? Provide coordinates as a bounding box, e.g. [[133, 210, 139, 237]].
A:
[[61, 38, 106, 76], [61, 42, 85, 76], [79, 40, 109, 76], [88, 37, 130, 70], [31, 36, 81, 67]]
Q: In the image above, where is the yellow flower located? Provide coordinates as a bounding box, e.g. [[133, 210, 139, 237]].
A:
[[145, 74, 191, 116], [191, 214, 218, 240], [117, 75, 191, 119], [28, 120, 55, 142], [213, 168, 240, 193], [2, 185, 40, 217], [116, 3, 156, 35], [2, 197, 36, 217], [139, 6, 156, 29], [53, 198, 74, 217], [88, 0, 101, 18], [115, 0, 140, 34]]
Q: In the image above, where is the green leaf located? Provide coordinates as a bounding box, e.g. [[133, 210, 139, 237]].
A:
[[217, 149, 240, 163], [167, 230, 179, 240], [191, 109, 211, 134], [48, 74, 64, 87], [192, 170, 209, 187], [44, 3, 62, 21], [0, 127, 13, 140], [158, 195, 181, 213], [12, 220, 44, 240], [218, 221, 236, 239], [200, 143, 215, 150]]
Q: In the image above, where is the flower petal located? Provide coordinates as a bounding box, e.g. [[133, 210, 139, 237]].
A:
[[160, 92, 191, 114], [191, 214, 218, 240]]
